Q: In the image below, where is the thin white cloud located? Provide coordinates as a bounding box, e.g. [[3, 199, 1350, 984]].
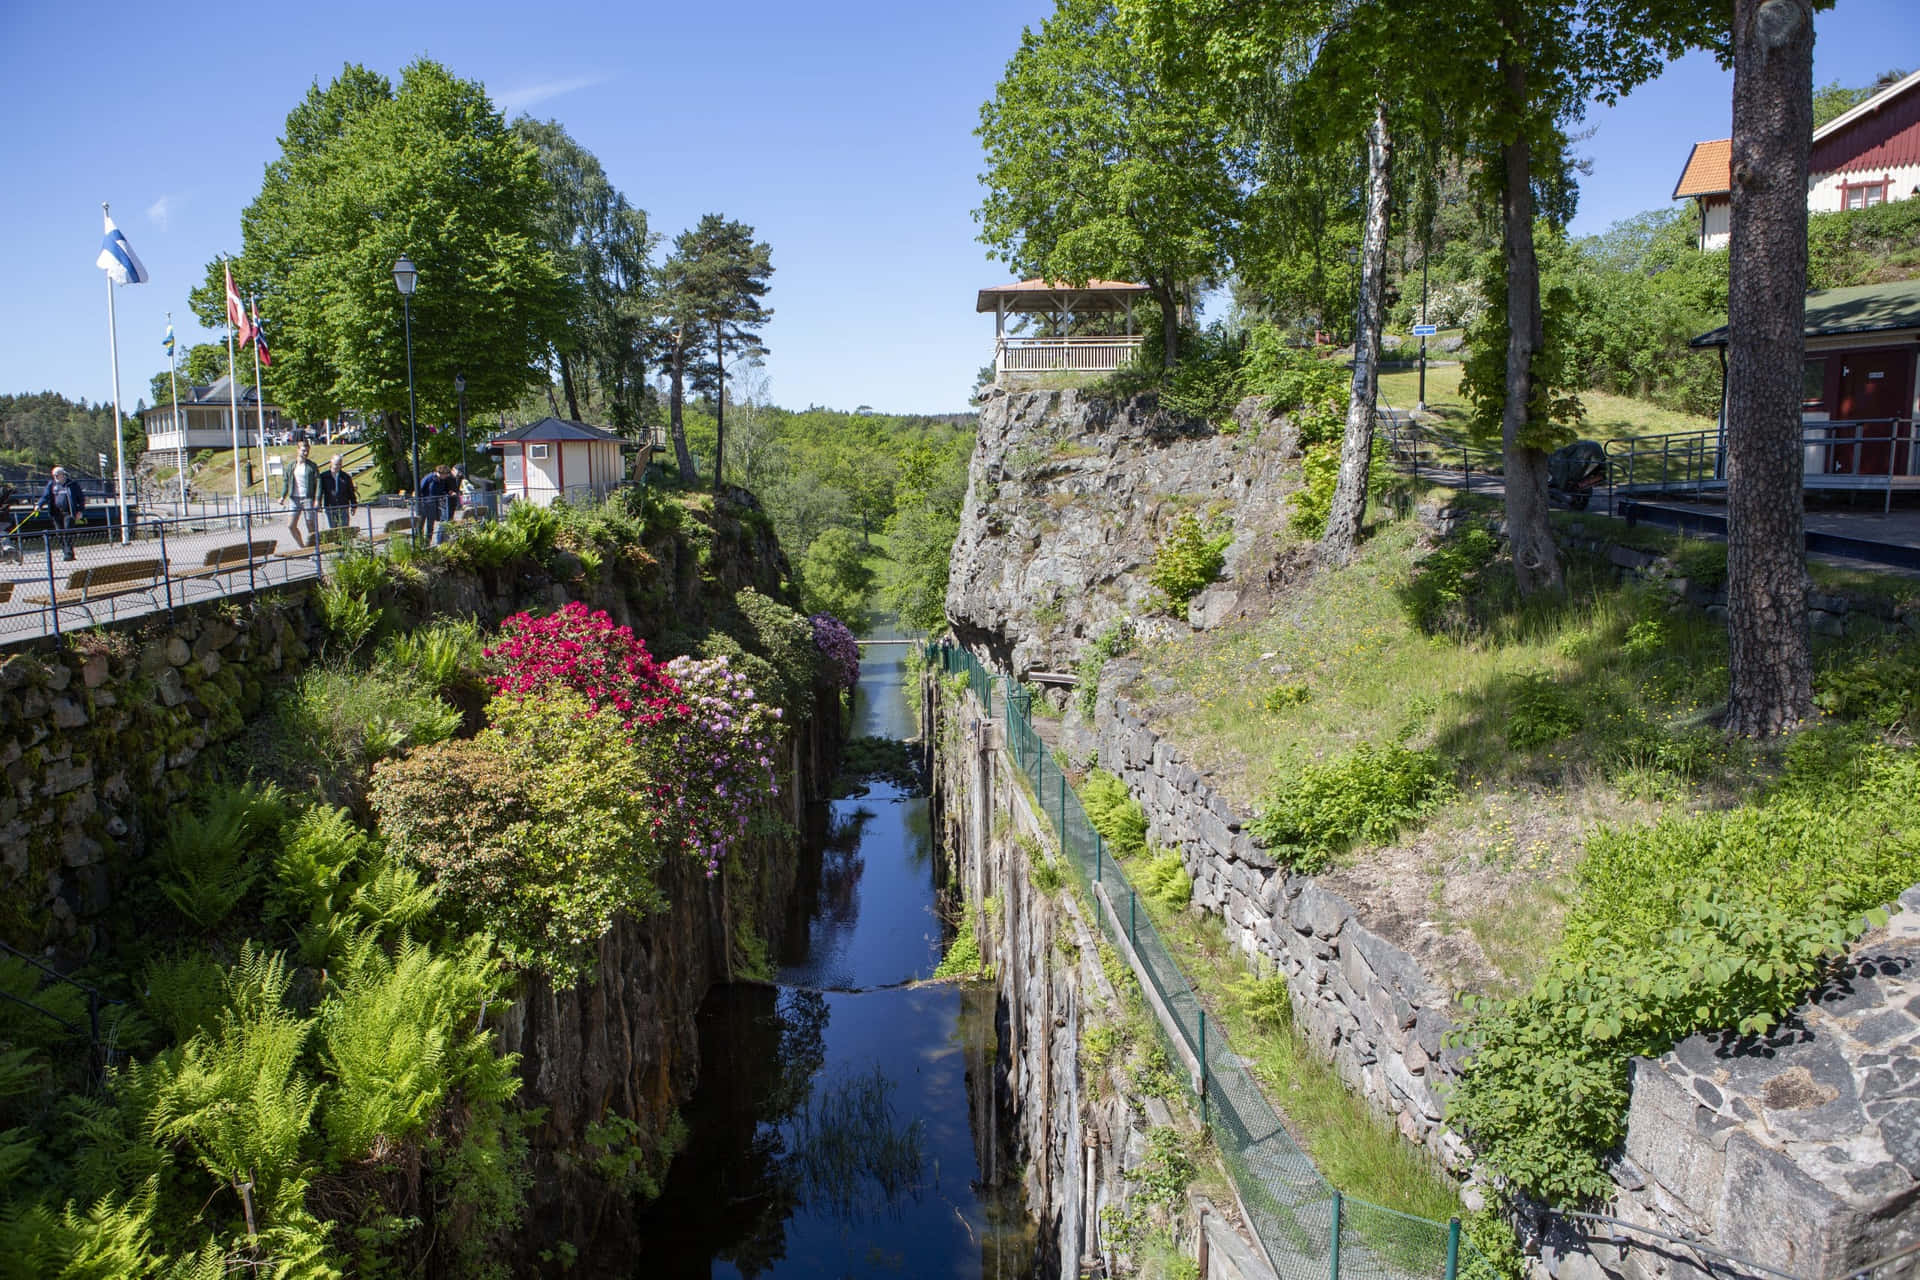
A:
[[494, 75, 606, 112], [146, 195, 175, 229]]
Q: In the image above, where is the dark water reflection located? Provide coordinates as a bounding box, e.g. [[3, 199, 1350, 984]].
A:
[[629, 622, 1039, 1278]]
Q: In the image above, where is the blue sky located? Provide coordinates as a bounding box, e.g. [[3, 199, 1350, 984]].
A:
[[0, 1, 1913, 417]]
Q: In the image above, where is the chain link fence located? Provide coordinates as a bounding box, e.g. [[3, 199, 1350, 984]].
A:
[[931, 644, 1496, 1280]]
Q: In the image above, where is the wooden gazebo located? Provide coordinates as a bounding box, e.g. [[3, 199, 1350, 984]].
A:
[[976, 279, 1150, 377]]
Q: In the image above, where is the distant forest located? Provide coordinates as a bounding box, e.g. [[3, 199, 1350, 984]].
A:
[[0, 392, 140, 476]]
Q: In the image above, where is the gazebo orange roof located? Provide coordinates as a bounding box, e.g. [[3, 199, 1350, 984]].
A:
[[975, 278, 1150, 313]]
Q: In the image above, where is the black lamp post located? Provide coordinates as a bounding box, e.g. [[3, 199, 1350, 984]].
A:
[[393, 255, 419, 541], [455, 372, 467, 474]]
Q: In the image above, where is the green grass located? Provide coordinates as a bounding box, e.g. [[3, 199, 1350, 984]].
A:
[[1129, 500, 1915, 993], [190, 442, 368, 498], [1376, 365, 1716, 449]]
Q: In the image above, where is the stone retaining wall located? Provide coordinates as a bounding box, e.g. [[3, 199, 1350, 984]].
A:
[[1091, 677, 1471, 1174]]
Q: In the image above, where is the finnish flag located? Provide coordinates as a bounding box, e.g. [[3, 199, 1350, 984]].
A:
[[96, 213, 149, 285]]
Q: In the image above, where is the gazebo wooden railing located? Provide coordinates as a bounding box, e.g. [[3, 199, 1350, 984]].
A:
[[995, 334, 1144, 374]]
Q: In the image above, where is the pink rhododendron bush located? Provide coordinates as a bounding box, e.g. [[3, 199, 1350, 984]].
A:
[[373, 604, 787, 980], [810, 613, 860, 690]]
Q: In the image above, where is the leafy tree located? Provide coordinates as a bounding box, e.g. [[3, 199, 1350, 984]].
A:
[[797, 527, 876, 624], [1811, 67, 1905, 128], [978, 0, 1244, 367], [193, 61, 572, 490], [658, 215, 773, 492], [513, 117, 658, 429]]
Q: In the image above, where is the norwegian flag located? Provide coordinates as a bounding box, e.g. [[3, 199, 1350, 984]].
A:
[[225, 262, 253, 348], [250, 297, 272, 368]]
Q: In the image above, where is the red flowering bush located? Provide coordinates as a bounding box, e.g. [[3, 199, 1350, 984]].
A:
[[486, 602, 682, 728], [810, 613, 860, 690]]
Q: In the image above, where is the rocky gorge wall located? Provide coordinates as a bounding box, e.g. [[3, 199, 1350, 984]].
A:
[[946, 386, 1306, 677], [924, 669, 1277, 1280]]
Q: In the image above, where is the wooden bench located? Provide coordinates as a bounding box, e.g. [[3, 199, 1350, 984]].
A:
[[0, 582, 13, 606], [23, 558, 165, 606], [372, 516, 418, 544]]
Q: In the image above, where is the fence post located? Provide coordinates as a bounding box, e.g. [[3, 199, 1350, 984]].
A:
[[245, 509, 256, 595], [1095, 832, 1103, 884], [44, 535, 59, 639], [1445, 1217, 1461, 1280], [1329, 1190, 1343, 1280], [1199, 1009, 1209, 1125], [159, 520, 173, 615], [1057, 770, 1066, 840], [1129, 890, 1136, 947]]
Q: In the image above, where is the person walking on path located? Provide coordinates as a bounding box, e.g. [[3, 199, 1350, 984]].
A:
[[318, 454, 358, 532], [283, 442, 320, 548], [33, 467, 87, 561], [420, 463, 460, 545]]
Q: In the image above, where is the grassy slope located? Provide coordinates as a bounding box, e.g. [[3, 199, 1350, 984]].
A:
[[1377, 364, 1717, 448], [1127, 491, 1914, 997]]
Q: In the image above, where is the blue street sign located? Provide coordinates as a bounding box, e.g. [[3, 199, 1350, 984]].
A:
[[1412, 324, 1439, 337]]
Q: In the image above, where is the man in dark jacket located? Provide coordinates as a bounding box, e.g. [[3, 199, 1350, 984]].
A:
[[317, 454, 358, 531], [35, 467, 86, 561], [282, 441, 321, 548]]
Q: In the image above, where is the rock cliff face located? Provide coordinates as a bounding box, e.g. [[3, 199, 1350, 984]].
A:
[[945, 387, 1305, 676]]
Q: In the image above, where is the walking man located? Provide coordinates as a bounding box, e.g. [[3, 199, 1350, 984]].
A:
[[35, 467, 87, 561], [283, 441, 320, 548], [318, 454, 357, 532]]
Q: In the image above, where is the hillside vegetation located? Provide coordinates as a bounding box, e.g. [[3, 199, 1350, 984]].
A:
[[1095, 483, 1917, 1206]]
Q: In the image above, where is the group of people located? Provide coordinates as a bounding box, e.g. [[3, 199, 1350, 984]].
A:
[[279, 444, 470, 548]]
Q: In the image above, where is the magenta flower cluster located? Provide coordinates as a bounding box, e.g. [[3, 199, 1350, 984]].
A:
[[810, 613, 860, 690], [486, 601, 681, 729], [658, 655, 785, 876], [485, 605, 784, 877]]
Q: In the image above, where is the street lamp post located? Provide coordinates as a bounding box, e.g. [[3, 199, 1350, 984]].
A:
[[455, 372, 467, 474], [393, 255, 419, 543]]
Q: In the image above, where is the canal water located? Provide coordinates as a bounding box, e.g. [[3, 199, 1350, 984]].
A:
[[636, 625, 1039, 1278]]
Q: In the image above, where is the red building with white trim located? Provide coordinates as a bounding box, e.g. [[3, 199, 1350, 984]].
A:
[[485, 417, 637, 507], [1673, 69, 1920, 250]]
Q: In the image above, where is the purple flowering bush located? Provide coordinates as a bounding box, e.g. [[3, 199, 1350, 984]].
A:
[[810, 613, 860, 690], [654, 655, 785, 876]]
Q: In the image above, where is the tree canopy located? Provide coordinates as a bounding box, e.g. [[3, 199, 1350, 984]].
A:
[[978, 0, 1244, 366], [193, 60, 572, 488]]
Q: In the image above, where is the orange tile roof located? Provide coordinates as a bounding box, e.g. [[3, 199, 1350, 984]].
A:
[[1673, 139, 1732, 199]]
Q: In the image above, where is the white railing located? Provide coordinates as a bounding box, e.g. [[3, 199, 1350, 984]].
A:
[[995, 335, 1144, 375]]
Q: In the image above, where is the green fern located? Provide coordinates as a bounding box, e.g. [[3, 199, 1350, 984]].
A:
[[266, 806, 371, 930], [374, 618, 484, 694], [349, 864, 437, 934], [158, 784, 288, 930], [0, 956, 87, 1049]]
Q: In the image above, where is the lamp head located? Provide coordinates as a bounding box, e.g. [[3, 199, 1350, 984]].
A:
[[392, 255, 418, 297], [455, 373, 466, 394]]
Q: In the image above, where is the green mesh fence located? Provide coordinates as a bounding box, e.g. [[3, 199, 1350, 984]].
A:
[[931, 645, 1492, 1280]]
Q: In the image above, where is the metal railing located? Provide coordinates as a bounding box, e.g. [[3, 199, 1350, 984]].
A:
[[930, 642, 1498, 1280], [1605, 419, 1919, 513], [0, 494, 489, 646]]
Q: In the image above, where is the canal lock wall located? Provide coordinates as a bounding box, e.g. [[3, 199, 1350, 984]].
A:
[[925, 668, 1278, 1280]]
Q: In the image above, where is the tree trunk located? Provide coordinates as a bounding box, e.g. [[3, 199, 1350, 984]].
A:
[[1497, 55, 1563, 596], [1724, 0, 1814, 736], [381, 409, 413, 493], [1152, 279, 1180, 369], [668, 335, 697, 482], [1319, 100, 1394, 568], [559, 351, 582, 422], [712, 325, 726, 494]]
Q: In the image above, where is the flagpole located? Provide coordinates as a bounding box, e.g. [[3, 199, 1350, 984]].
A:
[[102, 203, 132, 545], [167, 312, 186, 510], [225, 256, 242, 511], [250, 294, 268, 511]]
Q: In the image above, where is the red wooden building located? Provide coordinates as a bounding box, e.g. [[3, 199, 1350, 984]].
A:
[[1673, 69, 1920, 250]]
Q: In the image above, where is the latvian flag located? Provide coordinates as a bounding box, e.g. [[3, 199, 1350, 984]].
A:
[[96, 214, 149, 285], [250, 297, 272, 368]]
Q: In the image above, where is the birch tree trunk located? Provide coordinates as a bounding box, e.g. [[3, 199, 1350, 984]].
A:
[[1498, 55, 1563, 595], [1319, 100, 1394, 567], [1725, 0, 1814, 736]]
